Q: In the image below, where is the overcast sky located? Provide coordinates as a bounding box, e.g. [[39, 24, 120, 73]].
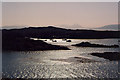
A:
[[2, 2, 118, 28]]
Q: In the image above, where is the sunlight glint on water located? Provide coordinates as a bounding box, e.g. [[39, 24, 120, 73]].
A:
[[2, 39, 119, 78]]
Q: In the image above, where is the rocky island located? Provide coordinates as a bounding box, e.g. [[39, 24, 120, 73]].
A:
[[90, 52, 120, 61], [72, 42, 119, 48]]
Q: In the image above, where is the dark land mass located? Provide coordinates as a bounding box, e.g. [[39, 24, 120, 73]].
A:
[[72, 42, 119, 48], [91, 52, 120, 61], [2, 26, 120, 39], [2, 26, 120, 51], [2, 37, 70, 51]]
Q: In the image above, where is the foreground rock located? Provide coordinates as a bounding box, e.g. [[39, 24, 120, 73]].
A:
[[91, 52, 120, 61], [72, 42, 119, 48], [2, 38, 70, 51]]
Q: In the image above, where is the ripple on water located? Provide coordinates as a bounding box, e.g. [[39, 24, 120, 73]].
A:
[[2, 39, 119, 78]]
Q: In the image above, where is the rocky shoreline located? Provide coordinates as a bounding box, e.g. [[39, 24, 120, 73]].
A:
[[2, 38, 70, 51]]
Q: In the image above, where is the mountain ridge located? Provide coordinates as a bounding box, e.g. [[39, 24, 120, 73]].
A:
[[94, 24, 119, 31], [2, 26, 120, 39]]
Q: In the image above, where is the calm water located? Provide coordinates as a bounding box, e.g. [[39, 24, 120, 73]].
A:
[[2, 39, 120, 79]]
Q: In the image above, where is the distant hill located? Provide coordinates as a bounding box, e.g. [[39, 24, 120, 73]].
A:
[[2, 26, 120, 39], [58, 24, 87, 30], [2, 26, 28, 29], [94, 25, 119, 31]]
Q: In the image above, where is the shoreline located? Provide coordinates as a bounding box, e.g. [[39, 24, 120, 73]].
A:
[[2, 38, 70, 51]]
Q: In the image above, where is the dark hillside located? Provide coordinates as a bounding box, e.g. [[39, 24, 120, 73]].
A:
[[2, 26, 120, 39]]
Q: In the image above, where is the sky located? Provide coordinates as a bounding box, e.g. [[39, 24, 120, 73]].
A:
[[2, 2, 118, 28], [1, 0, 120, 2]]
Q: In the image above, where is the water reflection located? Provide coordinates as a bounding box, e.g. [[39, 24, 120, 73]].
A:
[[2, 39, 119, 78]]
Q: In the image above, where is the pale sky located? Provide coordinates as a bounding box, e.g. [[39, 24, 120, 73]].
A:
[[2, 2, 118, 28]]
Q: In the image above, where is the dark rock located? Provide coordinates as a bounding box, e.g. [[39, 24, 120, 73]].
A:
[[91, 52, 120, 61], [72, 42, 119, 48], [66, 40, 71, 42]]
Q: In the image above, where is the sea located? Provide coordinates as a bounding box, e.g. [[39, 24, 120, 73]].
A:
[[2, 39, 120, 79]]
